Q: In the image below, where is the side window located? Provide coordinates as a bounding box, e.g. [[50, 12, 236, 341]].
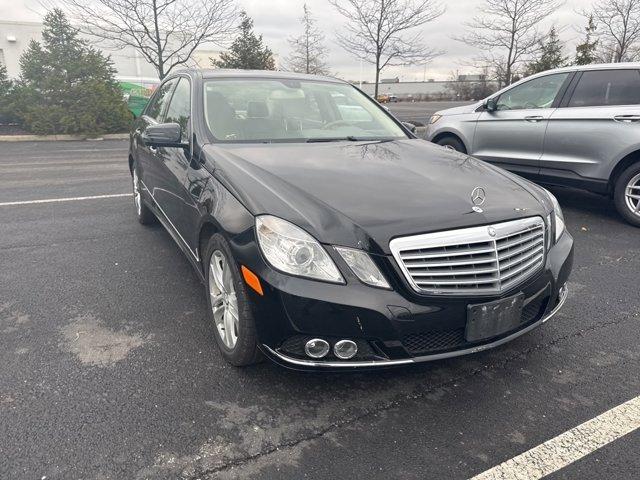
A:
[[144, 78, 178, 121], [497, 73, 569, 110], [164, 78, 191, 142], [568, 70, 640, 107]]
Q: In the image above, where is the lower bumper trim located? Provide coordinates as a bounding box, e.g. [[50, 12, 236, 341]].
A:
[[263, 284, 568, 369]]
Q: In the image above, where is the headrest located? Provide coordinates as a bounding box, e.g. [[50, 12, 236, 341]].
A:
[[206, 91, 236, 116], [247, 101, 269, 118]]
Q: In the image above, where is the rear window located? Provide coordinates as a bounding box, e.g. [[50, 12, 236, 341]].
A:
[[568, 70, 640, 107]]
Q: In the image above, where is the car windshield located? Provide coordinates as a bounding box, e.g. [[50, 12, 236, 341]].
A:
[[203, 78, 407, 143]]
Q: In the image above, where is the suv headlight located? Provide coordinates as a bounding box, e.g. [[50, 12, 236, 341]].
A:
[[255, 215, 343, 283], [544, 189, 565, 243], [429, 114, 442, 125], [334, 246, 390, 289]]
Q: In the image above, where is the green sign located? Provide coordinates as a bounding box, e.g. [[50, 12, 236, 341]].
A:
[[117, 78, 160, 117]]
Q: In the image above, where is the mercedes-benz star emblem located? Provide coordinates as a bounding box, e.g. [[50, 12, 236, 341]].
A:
[[471, 187, 486, 206], [488, 227, 497, 237]]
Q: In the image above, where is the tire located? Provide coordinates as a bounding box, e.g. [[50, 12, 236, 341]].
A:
[[131, 160, 156, 225], [436, 136, 467, 154], [204, 234, 261, 366], [613, 162, 640, 227]]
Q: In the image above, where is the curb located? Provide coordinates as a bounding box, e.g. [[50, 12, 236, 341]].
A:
[[0, 133, 129, 142]]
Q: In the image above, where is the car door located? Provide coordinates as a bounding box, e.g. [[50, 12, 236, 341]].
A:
[[540, 69, 640, 188], [151, 76, 201, 251], [136, 78, 179, 199], [472, 72, 572, 177]]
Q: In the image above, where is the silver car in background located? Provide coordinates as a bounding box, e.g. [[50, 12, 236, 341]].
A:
[[426, 63, 640, 226]]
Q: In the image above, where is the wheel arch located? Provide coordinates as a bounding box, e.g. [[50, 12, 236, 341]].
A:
[[431, 131, 468, 153], [196, 174, 256, 273], [198, 221, 220, 267], [609, 149, 640, 195]]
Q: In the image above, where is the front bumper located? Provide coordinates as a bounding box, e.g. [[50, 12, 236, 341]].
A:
[[233, 229, 574, 370], [263, 283, 568, 368]]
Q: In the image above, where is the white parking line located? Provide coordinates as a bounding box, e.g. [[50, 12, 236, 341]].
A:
[[0, 193, 131, 207], [471, 395, 640, 480]]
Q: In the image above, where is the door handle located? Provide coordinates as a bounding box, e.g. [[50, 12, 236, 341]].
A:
[[613, 115, 640, 123], [524, 116, 544, 123]]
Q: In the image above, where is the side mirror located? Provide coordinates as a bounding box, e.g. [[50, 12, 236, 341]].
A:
[[142, 123, 185, 147], [484, 98, 498, 112], [402, 122, 417, 134]]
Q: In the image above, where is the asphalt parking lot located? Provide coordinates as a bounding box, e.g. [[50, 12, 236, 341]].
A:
[[388, 100, 471, 126], [1, 132, 639, 479]]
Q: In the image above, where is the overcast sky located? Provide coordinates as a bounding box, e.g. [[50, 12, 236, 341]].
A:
[[3, 0, 587, 81]]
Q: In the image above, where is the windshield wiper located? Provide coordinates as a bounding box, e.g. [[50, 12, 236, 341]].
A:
[[306, 136, 396, 143], [306, 136, 359, 143]]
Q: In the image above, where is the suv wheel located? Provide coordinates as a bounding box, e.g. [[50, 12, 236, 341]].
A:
[[614, 163, 640, 227], [131, 162, 156, 225], [204, 234, 261, 366], [436, 136, 466, 154]]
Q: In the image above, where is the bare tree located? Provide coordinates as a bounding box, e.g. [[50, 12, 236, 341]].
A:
[[329, 0, 445, 98], [58, 0, 238, 78], [446, 69, 497, 101], [457, 0, 561, 88], [286, 4, 329, 75], [584, 0, 640, 62]]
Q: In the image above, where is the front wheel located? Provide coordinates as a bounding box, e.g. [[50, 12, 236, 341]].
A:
[[436, 136, 466, 153], [204, 234, 261, 366], [613, 163, 640, 227]]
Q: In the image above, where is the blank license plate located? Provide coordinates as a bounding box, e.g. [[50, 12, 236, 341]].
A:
[[466, 293, 525, 342]]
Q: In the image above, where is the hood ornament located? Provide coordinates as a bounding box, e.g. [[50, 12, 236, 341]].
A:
[[471, 187, 486, 213]]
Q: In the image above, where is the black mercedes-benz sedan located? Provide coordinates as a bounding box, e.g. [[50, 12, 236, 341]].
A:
[[128, 69, 573, 370]]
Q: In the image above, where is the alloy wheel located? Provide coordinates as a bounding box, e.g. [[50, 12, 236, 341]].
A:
[[209, 250, 239, 349], [132, 169, 142, 216], [624, 173, 640, 218]]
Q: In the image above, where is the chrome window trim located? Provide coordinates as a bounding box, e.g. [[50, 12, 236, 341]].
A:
[[389, 217, 546, 296]]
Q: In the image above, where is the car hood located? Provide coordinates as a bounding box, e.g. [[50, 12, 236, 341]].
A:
[[436, 102, 482, 116], [204, 140, 548, 255]]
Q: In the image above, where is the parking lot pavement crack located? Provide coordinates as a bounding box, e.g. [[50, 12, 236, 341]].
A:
[[186, 314, 637, 479]]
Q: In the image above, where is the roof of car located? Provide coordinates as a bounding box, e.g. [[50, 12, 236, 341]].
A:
[[175, 68, 346, 83], [536, 62, 640, 75]]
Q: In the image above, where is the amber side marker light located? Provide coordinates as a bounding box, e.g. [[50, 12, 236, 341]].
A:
[[241, 265, 264, 296]]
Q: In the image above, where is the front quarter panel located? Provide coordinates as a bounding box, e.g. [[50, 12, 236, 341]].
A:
[[426, 112, 480, 152], [198, 152, 255, 233]]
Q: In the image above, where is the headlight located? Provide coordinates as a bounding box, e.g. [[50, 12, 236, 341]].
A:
[[428, 114, 442, 125], [255, 215, 343, 283], [334, 246, 390, 289], [544, 189, 565, 243]]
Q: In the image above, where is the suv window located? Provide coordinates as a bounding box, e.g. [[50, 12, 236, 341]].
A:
[[497, 73, 569, 110], [568, 70, 640, 107], [164, 77, 191, 142], [145, 78, 178, 121]]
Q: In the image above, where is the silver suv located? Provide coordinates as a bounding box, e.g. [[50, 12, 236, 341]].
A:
[[426, 63, 640, 226]]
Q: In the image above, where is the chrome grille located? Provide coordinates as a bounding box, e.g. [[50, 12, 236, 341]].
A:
[[390, 217, 546, 295]]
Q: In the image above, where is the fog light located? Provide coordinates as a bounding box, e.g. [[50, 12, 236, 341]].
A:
[[334, 340, 358, 360], [305, 338, 330, 359]]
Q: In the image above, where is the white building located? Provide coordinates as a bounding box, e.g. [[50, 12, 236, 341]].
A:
[[0, 20, 221, 79]]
